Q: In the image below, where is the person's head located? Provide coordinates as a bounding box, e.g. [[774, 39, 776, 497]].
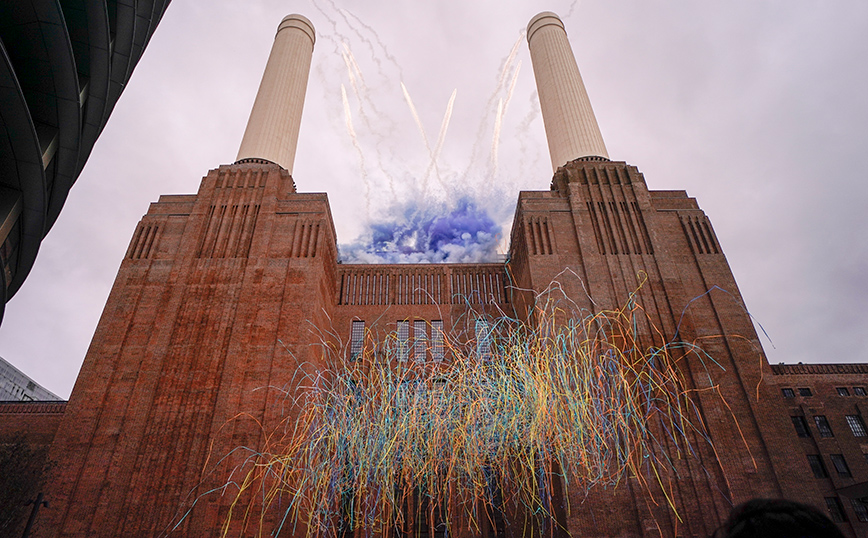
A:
[[712, 498, 847, 538]]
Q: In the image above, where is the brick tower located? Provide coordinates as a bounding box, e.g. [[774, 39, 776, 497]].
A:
[[31, 11, 860, 538]]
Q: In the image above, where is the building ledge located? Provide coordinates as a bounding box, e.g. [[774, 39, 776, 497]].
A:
[[771, 363, 868, 375]]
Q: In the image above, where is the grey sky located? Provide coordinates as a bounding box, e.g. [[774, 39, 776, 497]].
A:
[[1, 1, 866, 398]]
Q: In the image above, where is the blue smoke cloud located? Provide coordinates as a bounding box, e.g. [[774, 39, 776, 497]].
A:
[[340, 197, 502, 263]]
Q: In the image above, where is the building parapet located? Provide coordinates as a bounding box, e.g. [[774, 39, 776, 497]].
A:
[[771, 363, 868, 375], [0, 401, 67, 414]]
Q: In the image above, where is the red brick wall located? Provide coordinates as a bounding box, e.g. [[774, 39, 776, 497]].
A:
[[30, 159, 868, 537], [0, 402, 66, 536]]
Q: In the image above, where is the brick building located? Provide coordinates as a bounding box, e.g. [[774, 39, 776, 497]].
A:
[[9, 10, 868, 538]]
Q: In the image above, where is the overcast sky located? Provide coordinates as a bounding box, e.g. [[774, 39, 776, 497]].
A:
[[1, 1, 867, 399]]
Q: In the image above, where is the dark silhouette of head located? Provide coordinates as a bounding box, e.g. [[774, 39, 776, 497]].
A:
[[712, 498, 847, 538]]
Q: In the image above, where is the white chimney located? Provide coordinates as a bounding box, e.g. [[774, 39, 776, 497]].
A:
[[236, 14, 315, 173]]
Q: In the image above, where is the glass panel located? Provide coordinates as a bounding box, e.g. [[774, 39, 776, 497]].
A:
[[830, 454, 851, 477], [350, 320, 365, 360], [475, 319, 491, 361], [846, 415, 867, 437], [825, 497, 847, 523], [414, 320, 427, 362], [807, 455, 828, 478], [814, 415, 834, 438], [852, 499, 868, 522], [431, 320, 444, 361], [791, 416, 811, 438], [397, 321, 409, 361]]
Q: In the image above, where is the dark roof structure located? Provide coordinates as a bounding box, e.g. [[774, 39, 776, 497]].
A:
[[0, 0, 171, 322]]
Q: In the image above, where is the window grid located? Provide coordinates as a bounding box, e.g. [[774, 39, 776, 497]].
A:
[[807, 455, 828, 478], [814, 415, 834, 438], [431, 320, 444, 361], [414, 320, 427, 362], [837, 387, 851, 397], [781, 388, 795, 398], [825, 497, 847, 523], [397, 321, 409, 361], [852, 499, 868, 523], [791, 416, 811, 438], [350, 320, 365, 360], [475, 319, 491, 361], [830, 454, 851, 477], [846, 415, 867, 437], [799, 387, 813, 397]]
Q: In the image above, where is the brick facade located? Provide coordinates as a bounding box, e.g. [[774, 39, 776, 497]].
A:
[[15, 158, 868, 537]]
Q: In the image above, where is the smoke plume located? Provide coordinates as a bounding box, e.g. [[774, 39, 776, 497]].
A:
[[340, 197, 502, 263]]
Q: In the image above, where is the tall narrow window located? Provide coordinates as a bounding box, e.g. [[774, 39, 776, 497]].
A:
[[814, 415, 834, 438], [397, 321, 410, 361], [431, 320, 444, 361], [807, 455, 828, 478], [475, 319, 491, 361], [830, 454, 852, 477], [350, 320, 365, 360], [414, 320, 427, 362], [791, 416, 811, 438], [825, 497, 847, 523], [846, 415, 867, 437]]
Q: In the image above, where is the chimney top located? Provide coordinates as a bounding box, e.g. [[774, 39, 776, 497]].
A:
[[527, 11, 564, 42], [278, 14, 315, 45]]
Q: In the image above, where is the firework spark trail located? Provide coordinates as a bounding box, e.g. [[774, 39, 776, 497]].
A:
[[341, 84, 370, 215], [316, 2, 402, 203], [401, 81, 440, 197], [336, 4, 404, 80], [503, 60, 521, 115], [340, 44, 399, 201], [497, 32, 524, 94], [490, 61, 521, 179], [213, 285, 737, 537], [491, 98, 504, 176], [464, 31, 525, 181], [342, 42, 365, 86], [422, 89, 457, 196]]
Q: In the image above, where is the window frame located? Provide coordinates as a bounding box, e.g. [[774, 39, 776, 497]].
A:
[[846, 415, 867, 437], [431, 320, 444, 361], [414, 319, 427, 362], [791, 416, 811, 438], [807, 454, 828, 478], [475, 319, 492, 361], [814, 415, 834, 438], [825, 497, 847, 523], [830, 454, 852, 477], [397, 320, 410, 361], [350, 320, 365, 361], [852, 499, 868, 523]]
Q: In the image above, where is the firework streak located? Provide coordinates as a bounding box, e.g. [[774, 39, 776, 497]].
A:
[[216, 293, 729, 537]]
